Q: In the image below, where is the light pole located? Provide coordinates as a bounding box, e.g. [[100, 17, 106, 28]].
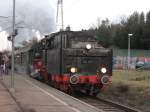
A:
[[10, 0, 16, 91], [128, 33, 133, 70]]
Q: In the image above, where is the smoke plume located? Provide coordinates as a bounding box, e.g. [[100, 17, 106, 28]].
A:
[[0, 0, 56, 46]]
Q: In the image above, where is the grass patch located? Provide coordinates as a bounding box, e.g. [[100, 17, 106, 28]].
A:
[[112, 70, 150, 87], [98, 70, 150, 112]]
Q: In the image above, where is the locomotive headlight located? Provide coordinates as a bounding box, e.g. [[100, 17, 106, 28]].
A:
[[101, 67, 107, 73], [70, 67, 76, 73], [86, 44, 92, 50]]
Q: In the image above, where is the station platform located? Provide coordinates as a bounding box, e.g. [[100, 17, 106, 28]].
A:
[[0, 74, 104, 112]]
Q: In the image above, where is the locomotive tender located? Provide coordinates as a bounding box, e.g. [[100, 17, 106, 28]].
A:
[[15, 30, 113, 96]]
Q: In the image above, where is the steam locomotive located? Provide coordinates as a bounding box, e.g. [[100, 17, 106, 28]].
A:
[[15, 30, 113, 96]]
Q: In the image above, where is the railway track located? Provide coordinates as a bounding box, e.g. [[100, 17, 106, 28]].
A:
[[27, 76, 142, 112], [14, 74, 142, 112], [75, 94, 141, 112]]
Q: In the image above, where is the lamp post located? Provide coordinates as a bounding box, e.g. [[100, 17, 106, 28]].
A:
[[10, 0, 16, 91], [128, 33, 133, 70]]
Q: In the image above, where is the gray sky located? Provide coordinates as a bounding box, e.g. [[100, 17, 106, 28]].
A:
[[0, 0, 150, 51], [58, 0, 150, 30], [0, 0, 55, 32], [0, 0, 55, 50]]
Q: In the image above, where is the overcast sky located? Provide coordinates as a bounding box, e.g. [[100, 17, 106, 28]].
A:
[[54, 0, 150, 30], [0, 0, 55, 51], [0, 0, 150, 51]]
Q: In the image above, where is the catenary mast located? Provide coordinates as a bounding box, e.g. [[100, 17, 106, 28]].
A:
[[56, 0, 64, 31]]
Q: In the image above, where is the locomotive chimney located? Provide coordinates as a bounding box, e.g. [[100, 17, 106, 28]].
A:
[[66, 26, 71, 31]]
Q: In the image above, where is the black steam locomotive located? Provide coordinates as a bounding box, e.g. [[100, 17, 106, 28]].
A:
[[15, 30, 113, 96]]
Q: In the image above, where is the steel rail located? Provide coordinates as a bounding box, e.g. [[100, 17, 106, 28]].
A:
[[97, 98, 142, 112], [76, 95, 142, 112]]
